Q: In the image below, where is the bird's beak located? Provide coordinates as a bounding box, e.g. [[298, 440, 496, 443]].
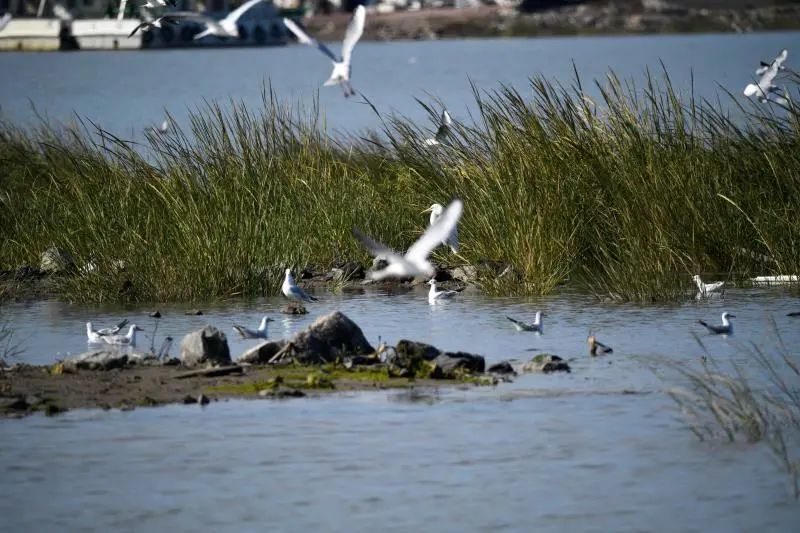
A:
[[728, 314, 736, 318], [135, 326, 144, 331], [420, 206, 433, 214], [267, 318, 275, 322]]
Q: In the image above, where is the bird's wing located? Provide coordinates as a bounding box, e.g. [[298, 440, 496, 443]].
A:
[[759, 60, 780, 86], [775, 48, 788, 66], [290, 285, 315, 301], [129, 22, 146, 37], [406, 199, 463, 262], [115, 318, 129, 331], [352, 227, 404, 262], [283, 17, 338, 62], [341, 5, 365, 67], [506, 316, 526, 327], [225, 0, 263, 23]]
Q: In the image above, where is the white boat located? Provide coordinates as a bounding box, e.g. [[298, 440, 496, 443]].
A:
[[0, 18, 61, 51], [70, 19, 143, 50]]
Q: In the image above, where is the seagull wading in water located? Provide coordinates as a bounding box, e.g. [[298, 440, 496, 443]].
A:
[[283, 5, 365, 97], [423, 109, 452, 146], [427, 279, 459, 304], [698, 312, 735, 335], [233, 316, 274, 339], [692, 275, 725, 297], [282, 269, 318, 302], [506, 312, 543, 333], [423, 202, 459, 253], [744, 48, 789, 105], [100, 324, 143, 346], [353, 199, 464, 281]]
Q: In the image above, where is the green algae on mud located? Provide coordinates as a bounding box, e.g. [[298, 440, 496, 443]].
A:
[[1, 71, 799, 303]]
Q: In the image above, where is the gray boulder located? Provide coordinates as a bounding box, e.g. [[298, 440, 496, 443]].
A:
[[430, 352, 486, 379], [40, 246, 74, 274], [487, 361, 516, 375], [238, 340, 289, 364], [521, 354, 571, 374], [63, 350, 129, 371], [290, 311, 374, 364], [180, 326, 231, 367], [388, 340, 485, 379]]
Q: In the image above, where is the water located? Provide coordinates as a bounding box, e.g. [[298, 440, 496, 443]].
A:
[[3, 32, 800, 529], [2, 288, 800, 530], [1, 32, 798, 138]]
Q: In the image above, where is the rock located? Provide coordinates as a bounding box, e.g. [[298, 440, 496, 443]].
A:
[[182, 395, 197, 404], [487, 361, 516, 375], [281, 302, 308, 315], [289, 311, 374, 364], [40, 246, 74, 274], [13, 265, 45, 280], [450, 265, 477, 282], [430, 352, 486, 379], [63, 350, 129, 371], [522, 354, 571, 374], [180, 326, 231, 367], [237, 340, 289, 364]]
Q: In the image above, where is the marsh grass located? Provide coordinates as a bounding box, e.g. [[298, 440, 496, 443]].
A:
[[1, 71, 799, 302], [0, 321, 23, 363], [667, 323, 800, 497]]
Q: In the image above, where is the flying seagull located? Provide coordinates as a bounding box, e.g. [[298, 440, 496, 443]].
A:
[[353, 199, 464, 281], [756, 48, 788, 75], [744, 49, 789, 105], [129, 15, 180, 37], [99, 324, 144, 346], [233, 316, 274, 339], [506, 312, 543, 333], [423, 202, 459, 253], [588, 334, 613, 356], [184, 0, 266, 40], [427, 279, 459, 304], [692, 275, 725, 297], [282, 269, 318, 302], [698, 312, 735, 335], [423, 109, 452, 146], [283, 5, 365, 97]]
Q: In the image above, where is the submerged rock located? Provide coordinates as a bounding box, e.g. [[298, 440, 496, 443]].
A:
[[430, 352, 486, 378], [237, 340, 289, 364], [281, 302, 308, 315], [290, 311, 374, 364], [522, 354, 571, 374], [388, 340, 485, 379], [487, 361, 516, 375], [40, 246, 74, 274], [180, 326, 231, 367]]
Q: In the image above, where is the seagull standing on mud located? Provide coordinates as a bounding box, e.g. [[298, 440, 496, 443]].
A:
[[698, 312, 735, 335], [282, 269, 318, 302], [283, 5, 365, 97], [233, 316, 274, 339], [353, 199, 464, 281], [423, 109, 452, 146], [692, 275, 725, 297], [427, 279, 460, 304], [506, 312, 544, 333], [423, 202, 459, 253], [744, 48, 789, 105]]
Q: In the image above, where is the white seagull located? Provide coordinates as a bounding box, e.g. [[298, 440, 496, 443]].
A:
[[100, 324, 143, 346], [282, 269, 318, 302], [698, 312, 735, 335], [692, 275, 725, 297], [506, 312, 544, 333], [755, 48, 788, 75], [744, 49, 789, 105], [187, 0, 266, 40], [423, 202, 459, 253], [233, 316, 274, 339], [86, 319, 130, 343], [423, 109, 452, 146], [353, 199, 464, 281], [129, 15, 180, 37], [0, 13, 12, 32], [283, 5, 365, 97], [427, 279, 459, 304]]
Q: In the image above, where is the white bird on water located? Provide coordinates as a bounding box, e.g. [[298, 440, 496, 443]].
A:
[[427, 279, 459, 304], [423, 202, 459, 253], [283, 5, 365, 97], [100, 324, 143, 346], [423, 109, 452, 146], [692, 275, 725, 297], [353, 199, 464, 281], [506, 312, 543, 333], [744, 48, 789, 105], [698, 312, 735, 335], [86, 320, 130, 343], [233, 316, 274, 339], [282, 269, 318, 302], [184, 0, 266, 40]]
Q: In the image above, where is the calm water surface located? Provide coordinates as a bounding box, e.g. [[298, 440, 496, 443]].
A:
[[2, 287, 800, 530], [0, 32, 799, 137]]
